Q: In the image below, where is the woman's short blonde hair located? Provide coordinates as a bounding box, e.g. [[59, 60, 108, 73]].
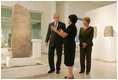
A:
[[83, 17, 91, 24]]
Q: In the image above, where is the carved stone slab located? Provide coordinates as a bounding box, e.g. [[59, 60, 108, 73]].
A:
[[11, 4, 31, 58]]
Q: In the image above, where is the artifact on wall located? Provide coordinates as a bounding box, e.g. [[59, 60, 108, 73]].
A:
[[11, 4, 31, 58], [93, 26, 97, 38], [104, 26, 114, 37]]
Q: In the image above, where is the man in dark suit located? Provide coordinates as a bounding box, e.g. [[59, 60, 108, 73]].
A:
[[45, 13, 66, 74]]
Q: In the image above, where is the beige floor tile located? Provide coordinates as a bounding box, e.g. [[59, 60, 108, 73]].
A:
[[18, 53, 117, 79]]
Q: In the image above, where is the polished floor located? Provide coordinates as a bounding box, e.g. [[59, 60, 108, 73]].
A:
[[19, 53, 117, 79]]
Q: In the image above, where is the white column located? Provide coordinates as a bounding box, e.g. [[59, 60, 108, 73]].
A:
[[50, 1, 56, 22], [32, 39, 42, 58]]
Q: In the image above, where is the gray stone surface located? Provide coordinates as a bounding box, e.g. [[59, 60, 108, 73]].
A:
[[11, 4, 31, 58]]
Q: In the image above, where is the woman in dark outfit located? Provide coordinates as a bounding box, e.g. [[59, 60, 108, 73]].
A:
[[79, 17, 94, 74], [51, 14, 78, 79]]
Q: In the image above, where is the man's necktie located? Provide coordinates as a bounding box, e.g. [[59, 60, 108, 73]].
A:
[[54, 22, 57, 27]]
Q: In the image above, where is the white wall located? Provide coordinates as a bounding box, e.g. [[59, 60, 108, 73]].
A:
[[56, 2, 65, 23], [56, 1, 108, 52], [58, 1, 111, 34], [56, 2, 117, 61], [2, 2, 117, 60], [1, 1, 56, 54], [56, 1, 111, 40], [86, 3, 117, 61]]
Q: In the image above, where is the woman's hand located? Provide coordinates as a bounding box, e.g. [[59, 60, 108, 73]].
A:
[[51, 26, 57, 32], [59, 29, 64, 33], [51, 26, 68, 38], [62, 44, 64, 48], [82, 42, 87, 48]]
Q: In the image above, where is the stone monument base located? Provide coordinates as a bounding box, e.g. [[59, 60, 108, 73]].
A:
[[1, 62, 47, 79], [6, 57, 37, 68], [2, 56, 48, 79]]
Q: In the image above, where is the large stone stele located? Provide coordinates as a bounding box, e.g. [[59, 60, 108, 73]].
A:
[[11, 4, 31, 58]]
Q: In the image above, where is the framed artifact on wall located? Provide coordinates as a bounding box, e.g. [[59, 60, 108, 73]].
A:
[[104, 26, 114, 37], [93, 26, 97, 38]]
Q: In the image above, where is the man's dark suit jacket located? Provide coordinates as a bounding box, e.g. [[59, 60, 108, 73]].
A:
[[45, 21, 66, 47], [79, 26, 94, 46]]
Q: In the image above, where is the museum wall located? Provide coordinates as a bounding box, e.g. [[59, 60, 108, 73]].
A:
[[86, 3, 117, 61], [57, 2, 117, 61], [67, 1, 107, 34], [1, 1, 56, 54], [56, 2, 81, 52], [56, 2, 66, 23], [57, 2, 110, 52], [1, 1, 116, 58]]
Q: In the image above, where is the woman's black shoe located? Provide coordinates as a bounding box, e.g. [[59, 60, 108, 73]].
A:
[[64, 76, 74, 79]]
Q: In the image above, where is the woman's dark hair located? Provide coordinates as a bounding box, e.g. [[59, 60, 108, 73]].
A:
[[68, 14, 78, 24]]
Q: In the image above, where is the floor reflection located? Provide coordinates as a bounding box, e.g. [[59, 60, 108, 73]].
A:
[[18, 53, 117, 79]]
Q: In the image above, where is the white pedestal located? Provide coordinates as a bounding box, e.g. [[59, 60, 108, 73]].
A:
[[3, 56, 48, 79], [1, 48, 10, 64], [6, 57, 37, 68], [2, 62, 48, 79], [32, 39, 42, 58]]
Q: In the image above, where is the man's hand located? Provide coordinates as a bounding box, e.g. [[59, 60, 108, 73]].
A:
[[82, 42, 87, 48], [62, 44, 64, 48], [45, 42, 48, 47]]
